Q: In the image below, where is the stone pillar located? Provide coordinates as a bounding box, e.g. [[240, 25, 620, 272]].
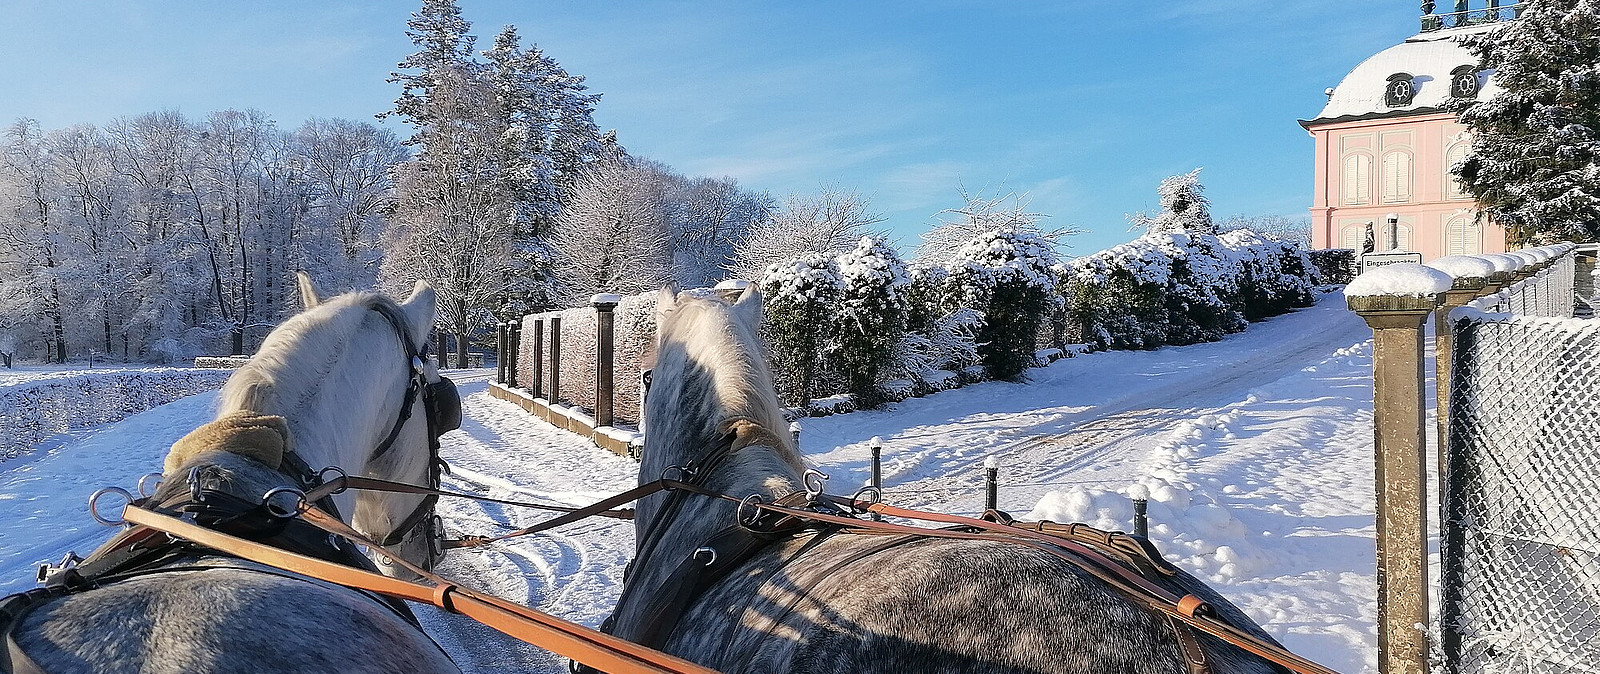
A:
[[548, 316, 562, 404], [1350, 293, 1441, 674], [592, 294, 620, 428], [1434, 275, 1485, 475], [531, 317, 545, 399]]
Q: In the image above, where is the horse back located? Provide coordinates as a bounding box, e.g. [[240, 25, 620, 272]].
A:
[[665, 533, 1281, 674], [10, 558, 456, 674]]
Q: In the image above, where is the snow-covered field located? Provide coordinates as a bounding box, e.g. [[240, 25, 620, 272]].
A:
[[0, 292, 1388, 673]]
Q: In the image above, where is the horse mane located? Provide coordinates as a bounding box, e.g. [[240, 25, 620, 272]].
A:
[[653, 289, 801, 473]]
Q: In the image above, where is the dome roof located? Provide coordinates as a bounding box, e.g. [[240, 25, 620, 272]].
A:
[[1304, 24, 1503, 127]]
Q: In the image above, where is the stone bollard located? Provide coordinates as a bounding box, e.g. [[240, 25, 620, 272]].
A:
[[1349, 280, 1445, 674], [593, 294, 621, 429]]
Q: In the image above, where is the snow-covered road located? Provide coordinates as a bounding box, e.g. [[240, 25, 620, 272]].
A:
[[0, 292, 1386, 672]]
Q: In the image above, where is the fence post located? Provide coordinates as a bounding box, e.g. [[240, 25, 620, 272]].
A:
[[507, 320, 521, 388], [789, 421, 801, 448], [1350, 291, 1442, 674], [548, 316, 562, 405], [1434, 273, 1485, 478], [496, 322, 507, 384], [592, 294, 620, 429], [531, 317, 545, 398], [869, 436, 883, 521]]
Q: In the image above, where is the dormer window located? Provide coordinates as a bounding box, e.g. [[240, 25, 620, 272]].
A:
[[1450, 65, 1481, 99], [1385, 73, 1417, 107]]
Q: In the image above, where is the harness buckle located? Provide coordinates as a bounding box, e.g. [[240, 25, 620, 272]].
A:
[[692, 546, 718, 566], [36, 551, 81, 585], [661, 465, 694, 483]]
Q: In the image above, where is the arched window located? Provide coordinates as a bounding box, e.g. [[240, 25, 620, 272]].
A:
[[1342, 225, 1365, 251], [1382, 151, 1413, 203], [1446, 143, 1471, 199], [1343, 154, 1372, 206], [1445, 216, 1480, 255]]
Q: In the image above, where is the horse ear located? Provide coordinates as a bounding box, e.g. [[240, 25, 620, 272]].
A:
[[296, 272, 321, 310], [732, 286, 763, 326], [399, 280, 437, 348], [656, 284, 680, 317]]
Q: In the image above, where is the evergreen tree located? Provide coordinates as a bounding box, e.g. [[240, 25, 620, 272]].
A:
[[832, 235, 910, 407], [1452, 0, 1600, 243], [757, 251, 842, 406], [945, 228, 1059, 380]]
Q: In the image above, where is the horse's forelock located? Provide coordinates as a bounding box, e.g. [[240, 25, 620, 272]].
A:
[[656, 292, 796, 463]]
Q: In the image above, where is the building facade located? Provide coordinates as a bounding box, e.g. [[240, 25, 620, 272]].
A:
[[1303, 3, 1520, 261]]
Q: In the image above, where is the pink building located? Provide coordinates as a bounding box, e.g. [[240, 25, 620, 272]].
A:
[[1302, 3, 1519, 261]]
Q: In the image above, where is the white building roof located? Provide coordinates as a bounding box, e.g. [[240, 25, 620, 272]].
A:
[[1305, 23, 1503, 127]]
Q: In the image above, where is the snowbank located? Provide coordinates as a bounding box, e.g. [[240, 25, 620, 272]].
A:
[[1426, 255, 1497, 280], [1, 368, 230, 461], [1343, 263, 1452, 297]]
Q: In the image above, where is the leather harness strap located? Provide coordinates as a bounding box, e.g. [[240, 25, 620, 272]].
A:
[[119, 504, 715, 674]]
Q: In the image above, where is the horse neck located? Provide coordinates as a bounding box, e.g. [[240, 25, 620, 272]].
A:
[[217, 303, 426, 521], [633, 332, 802, 576]]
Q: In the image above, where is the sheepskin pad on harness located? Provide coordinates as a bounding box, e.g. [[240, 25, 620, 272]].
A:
[[164, 412, 293, 474]]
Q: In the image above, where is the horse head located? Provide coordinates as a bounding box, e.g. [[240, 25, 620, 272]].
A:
[[158, 273, 452, 579]]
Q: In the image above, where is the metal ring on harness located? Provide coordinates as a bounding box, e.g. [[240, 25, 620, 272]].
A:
[[802, 469, 828, 502], [429, 514, 447, 559], [88, 486, 133, 526], [736, 494, 767, 529], [849, 486, 882, 514], [661, 465, 694, 483], [261, 487, 307, 518], [137, 472, 164, 498], [317, 465, 350, 493]]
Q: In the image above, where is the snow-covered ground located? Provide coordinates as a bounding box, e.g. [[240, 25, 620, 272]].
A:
[[0, 292, 1389, 673]]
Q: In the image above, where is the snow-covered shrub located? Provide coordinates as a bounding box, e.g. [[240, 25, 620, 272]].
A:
[[945, 228, 1059, 380], [758, 251, 842, 405], [1219, 230, 1316, 320], [1, 368, 231, 461], [1308, 248, 1356, 285], [1070, 229, 1318, 350], [831, 236, 910, 408], [1128, 168, 1215, 235], [889, 307, 984, 381]]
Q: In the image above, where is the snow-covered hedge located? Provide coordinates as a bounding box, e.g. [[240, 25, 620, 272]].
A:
[[0, 368, 231, 461], [759, 251, 843, 406], [832, 236, 910, 406], [944, 228, 1061, 380], [1308, 248, 1356, 285], [1068, 231, 1316, 350]]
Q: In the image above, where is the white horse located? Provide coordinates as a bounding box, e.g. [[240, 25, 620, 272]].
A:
[[2, 275, 457, 673], [609, 285, 1288, 673]]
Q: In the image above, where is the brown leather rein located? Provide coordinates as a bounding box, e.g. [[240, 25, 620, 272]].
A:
[[115, 472, 1338, 674]]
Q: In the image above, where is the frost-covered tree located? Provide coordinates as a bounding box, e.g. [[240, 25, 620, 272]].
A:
[[917, 189, 1077, 265], [1219, 213, 1312, 247], [1128, 168, 1215, 235], [293, 118, 408, 292], [664, 175, 771, 288], [1452, 0, 1600, 243], [729, 187, 881, 280], [832, 236, 910, 407], [548, 160, 671, 304], [758, 251, 842, 405], [945, 228, 1059, 380]]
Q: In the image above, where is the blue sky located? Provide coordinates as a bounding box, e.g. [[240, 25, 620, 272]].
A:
[[0, 1, 1419, 254]]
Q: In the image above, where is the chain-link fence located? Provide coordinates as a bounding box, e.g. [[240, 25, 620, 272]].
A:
[[1442, 251, 1599, 673]]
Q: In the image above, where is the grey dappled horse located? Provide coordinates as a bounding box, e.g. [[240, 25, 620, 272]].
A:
[[612, 285, 1284, 673], [5, 277, 457, 674]]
